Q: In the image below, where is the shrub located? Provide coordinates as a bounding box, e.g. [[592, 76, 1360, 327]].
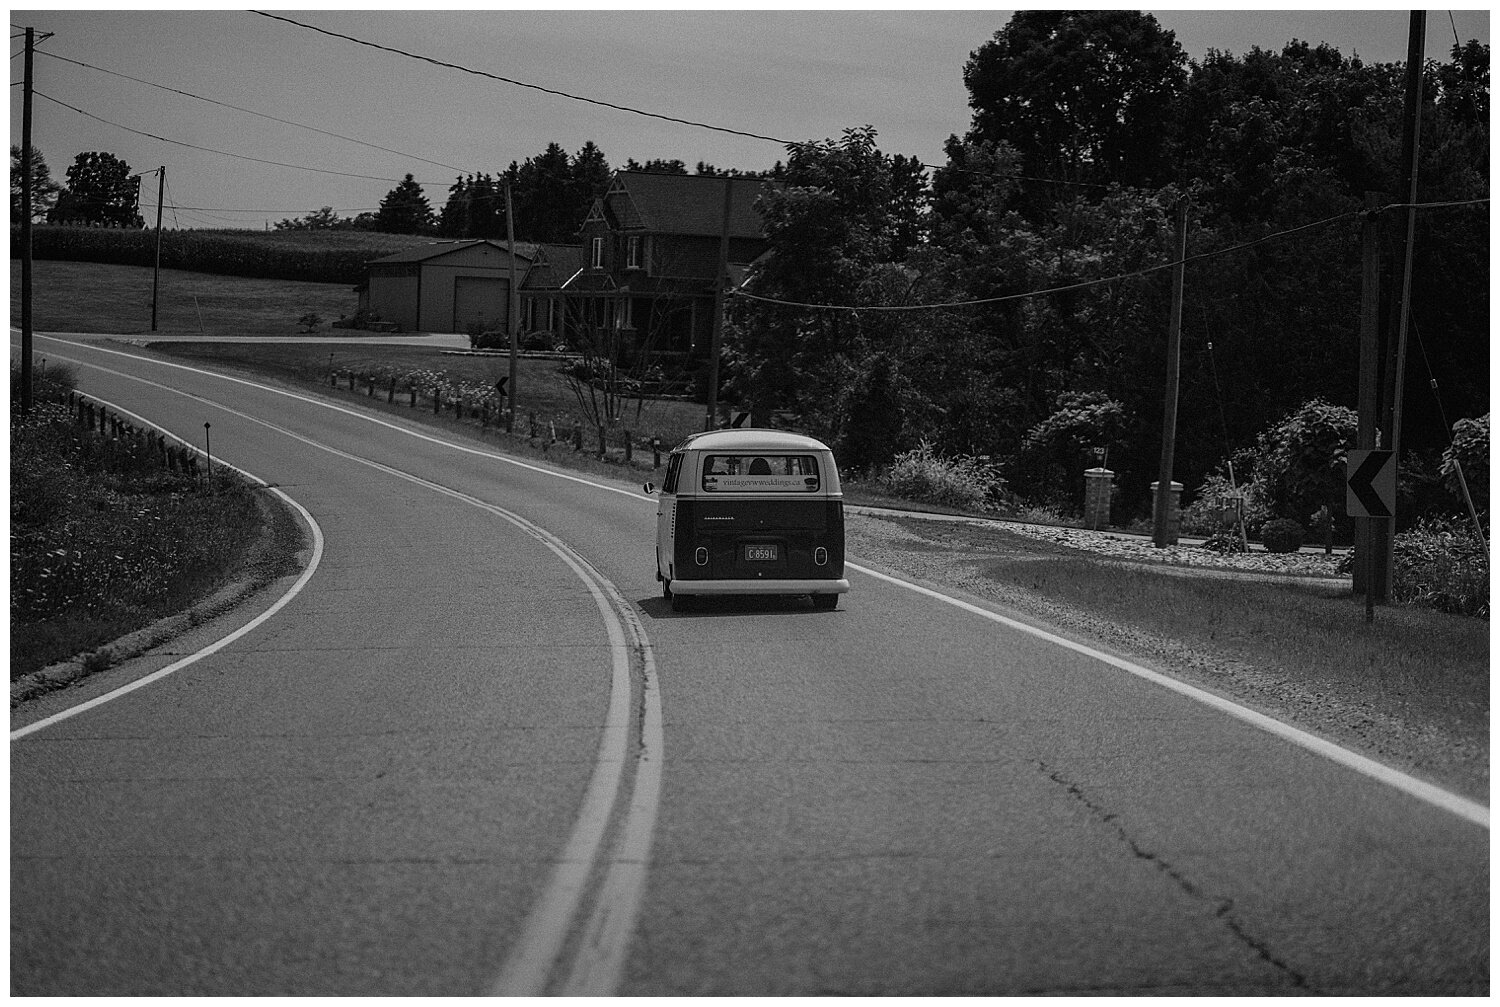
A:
[[879, 441, 1005, 512], [1441, 414, 1488, 517], [1393, 517, 1488, 617], [1246, 399, 1356, 530], [1260, 518, 1306, 553]]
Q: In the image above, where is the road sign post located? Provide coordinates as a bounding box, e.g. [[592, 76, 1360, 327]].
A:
[[1347, 449, 1396, 622]]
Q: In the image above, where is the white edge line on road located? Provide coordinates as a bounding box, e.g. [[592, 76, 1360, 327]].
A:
[[12, 342, 661, 994], [23, 333, 653, 502], [847, 560, 1489, 830], [31, 335, 1486, 830], [9, 397, 327, 742]]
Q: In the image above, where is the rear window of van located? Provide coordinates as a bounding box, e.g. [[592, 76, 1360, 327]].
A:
[[701, 454, 821, 492]]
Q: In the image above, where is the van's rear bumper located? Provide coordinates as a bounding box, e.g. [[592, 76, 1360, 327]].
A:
[[670, 577, 850, 596]]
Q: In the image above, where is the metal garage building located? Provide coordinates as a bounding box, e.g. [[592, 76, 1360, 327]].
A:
[[360, 239, 536, 334]]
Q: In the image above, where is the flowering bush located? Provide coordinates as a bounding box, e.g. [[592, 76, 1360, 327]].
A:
[[879, 441, 1006, 512]]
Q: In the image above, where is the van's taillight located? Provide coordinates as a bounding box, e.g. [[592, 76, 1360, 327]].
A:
[[695, 547, 709, 566], [814, 546, 829, 566]]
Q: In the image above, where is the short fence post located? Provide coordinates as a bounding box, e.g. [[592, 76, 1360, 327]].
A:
[[529, 412, 537, 438], [624, 430, 633, 464], [652, 438, 662, 468], [434, 392, 441, 415], [409, 386, 416, 408], [572, 423, 583, 451], [348, 373, 355, 391], [366, 377, 374, 397], [387, 379, 396, 403]]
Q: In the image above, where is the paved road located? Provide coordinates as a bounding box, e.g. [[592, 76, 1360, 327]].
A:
[[11, 335, 1488, 994]]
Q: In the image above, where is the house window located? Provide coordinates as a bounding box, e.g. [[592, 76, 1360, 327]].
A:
[[626, 235, 641, 270], [591, 236, 604, 269]]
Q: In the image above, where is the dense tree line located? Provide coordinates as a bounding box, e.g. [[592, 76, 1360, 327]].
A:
[[12, 13, 1485, 527], [724, 11, 1488, 524]]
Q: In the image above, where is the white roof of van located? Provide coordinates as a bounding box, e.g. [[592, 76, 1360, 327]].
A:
[[676, 429, 832, 453]]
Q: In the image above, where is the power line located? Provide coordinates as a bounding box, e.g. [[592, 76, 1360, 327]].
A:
[[253, 10, 1104, 191], [253, 11, 789, 146], [34, 90, 435, 183], [36, 49, 471, 175]]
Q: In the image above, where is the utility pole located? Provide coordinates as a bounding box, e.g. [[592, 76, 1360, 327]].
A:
[[1152, 199, 1189, 548], [505, 179, 519, 431], [1387, 11, 1426, 462], [1356, 193, 1386, 614], [1380, 10, 1427, 593], [704, 177, 734, 430], [151, 167, 165, 331], [20, 27, 36, 416]]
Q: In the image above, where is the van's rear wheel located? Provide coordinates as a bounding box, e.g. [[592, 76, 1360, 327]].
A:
[[670, 590, 693, 613], [811, 593, 839, 611]]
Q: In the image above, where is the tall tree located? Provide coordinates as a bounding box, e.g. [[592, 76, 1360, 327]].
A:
[[571, 141, 613, 218], [512, 143, 575, 242], [10, 145, 62, 222], [725, 127, 931, 429], [375, 173, 434, 234], [961, 11, 1187, 201], [623, 158, 687, 174], [47, 151, 143, 227]]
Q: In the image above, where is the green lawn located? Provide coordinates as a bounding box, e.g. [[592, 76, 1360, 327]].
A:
[[12, 259, 361, 338]]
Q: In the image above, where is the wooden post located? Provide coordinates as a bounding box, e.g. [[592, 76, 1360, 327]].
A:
[[151, 167, 164, 331], [1356, 193, 1384, 608], [19, 27, 35, 417], [506, 180, 519, 433], [1153, 199, 1189, 548], [704, 177, 734, 430]]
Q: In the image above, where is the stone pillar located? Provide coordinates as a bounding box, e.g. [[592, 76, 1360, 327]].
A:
[[1084, 468, 1114, 529], [1150, 480, 1184, 544]]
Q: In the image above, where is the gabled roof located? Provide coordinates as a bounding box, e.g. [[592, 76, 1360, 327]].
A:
[[521, 243, 585, 290], [607, 171, 772, 239], [368, 238, 539, 265]]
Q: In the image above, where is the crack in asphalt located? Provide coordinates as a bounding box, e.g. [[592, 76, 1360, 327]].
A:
[[1036, 759, 1314, 992]]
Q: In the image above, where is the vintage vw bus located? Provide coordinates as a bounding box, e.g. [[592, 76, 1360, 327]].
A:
[[645, 429, 849, 611]]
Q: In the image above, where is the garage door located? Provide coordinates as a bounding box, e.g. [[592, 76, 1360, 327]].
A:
[[452, 276, 508, 334]]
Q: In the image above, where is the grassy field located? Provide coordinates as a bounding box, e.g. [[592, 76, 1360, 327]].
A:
[[12, 259, 361, 338]]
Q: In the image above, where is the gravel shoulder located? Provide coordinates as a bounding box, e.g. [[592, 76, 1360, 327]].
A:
[[844, 506, 1488, 804]]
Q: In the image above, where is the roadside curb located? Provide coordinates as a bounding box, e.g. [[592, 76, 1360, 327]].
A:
[[10, 487, 307, 708]]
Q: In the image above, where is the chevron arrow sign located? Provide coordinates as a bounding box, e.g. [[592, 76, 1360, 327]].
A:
[[1346, 449, 1395, 518]]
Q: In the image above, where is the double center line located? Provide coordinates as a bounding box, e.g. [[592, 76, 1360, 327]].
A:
[[14, 338, 665, 994]]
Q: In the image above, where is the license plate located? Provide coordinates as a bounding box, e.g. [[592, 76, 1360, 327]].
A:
[[744, 544, 779, 562]]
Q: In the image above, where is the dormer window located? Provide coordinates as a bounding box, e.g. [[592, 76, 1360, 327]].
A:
[[626, 235, 641, 270], [591, 236, 604, 269]]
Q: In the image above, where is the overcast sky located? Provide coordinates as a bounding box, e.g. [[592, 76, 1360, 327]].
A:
[[9, 8, 1490, 231]]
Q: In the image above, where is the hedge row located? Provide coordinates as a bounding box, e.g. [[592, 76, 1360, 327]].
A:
[[12, 225, 426, 285]]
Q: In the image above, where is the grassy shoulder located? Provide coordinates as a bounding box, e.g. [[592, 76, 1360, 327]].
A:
[[10, 370, 303, 684], [847, 512, 1488, 801]]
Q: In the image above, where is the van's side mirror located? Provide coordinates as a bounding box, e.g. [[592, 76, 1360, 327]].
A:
[[643, 482, 656, 495]]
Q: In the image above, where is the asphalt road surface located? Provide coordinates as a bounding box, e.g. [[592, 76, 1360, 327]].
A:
[[11, 334, 1488, 995]]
